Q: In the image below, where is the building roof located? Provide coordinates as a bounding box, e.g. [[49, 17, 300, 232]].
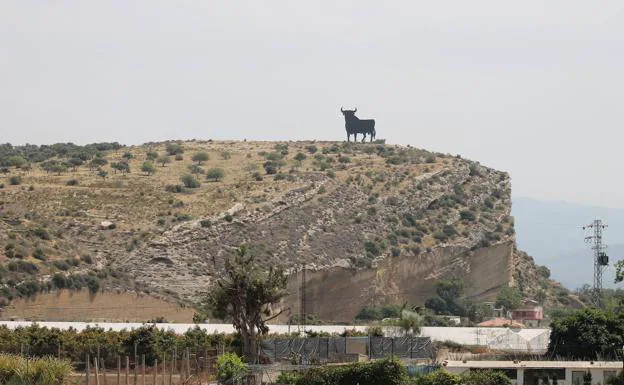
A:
[[445, 360, 623, 369], [477, 318, 525, 328]]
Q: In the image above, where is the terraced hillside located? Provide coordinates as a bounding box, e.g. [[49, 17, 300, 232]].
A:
[[0, 140, 574, 321]]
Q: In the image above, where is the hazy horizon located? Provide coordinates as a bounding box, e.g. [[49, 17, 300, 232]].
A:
[[3, 1, 624, 208]]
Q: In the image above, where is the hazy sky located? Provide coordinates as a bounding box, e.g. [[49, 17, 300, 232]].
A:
[[2, 1, 624, 207]]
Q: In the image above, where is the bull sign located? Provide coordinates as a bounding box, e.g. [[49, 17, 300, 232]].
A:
[[341, 107, 376, 143]]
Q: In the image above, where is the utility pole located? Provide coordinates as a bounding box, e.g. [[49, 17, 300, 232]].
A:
[[300, 263, 307, 333], [583, 219, 609, 307]]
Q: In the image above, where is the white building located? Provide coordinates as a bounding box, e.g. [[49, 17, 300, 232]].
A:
[[444, 360, 622, 385]]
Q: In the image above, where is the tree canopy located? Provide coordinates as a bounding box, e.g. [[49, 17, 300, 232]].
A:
[[207, 245, 288, 363], [548, 308, 624, 359]]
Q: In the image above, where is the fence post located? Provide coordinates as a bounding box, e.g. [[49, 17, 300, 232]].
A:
[[410, 337, 413, 359], [162, 353, 166, 385], [153, 359, 157, 385], [125, 356, 130, 385], [141, 355, 146, 385], [391, 338, 394, 360], [368, 335, 372, 360], [117, 356, 121, 385], [86, 354, 90, 385], [101, 358, 109, 385], [170, 351, 174, 385], [94, 357, 101, 385], [186, 348, 191, 379], [134, 343, 138, 385]]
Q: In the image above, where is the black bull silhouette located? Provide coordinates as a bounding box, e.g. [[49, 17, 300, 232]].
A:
[[341, 107, 376, 143]]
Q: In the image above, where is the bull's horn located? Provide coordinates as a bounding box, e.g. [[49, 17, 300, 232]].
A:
[[341, 106, 344, 112], [353, 107, 357, 113]]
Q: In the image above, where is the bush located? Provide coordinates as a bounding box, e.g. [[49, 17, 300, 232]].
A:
[[32, 247, 46, 261], [9, 175, 21, 185], [0, 354, 73, 385], [216, 353, 247, 385], [192, 152, 209, 164], [200, 219, 212, 228], [207, 168, 225, 181], [305, 145, 318, 154], [157, 155, 172, 167], [338, 156, 351, 163], [282, 359, 406, 385], [175, 154, 184, 161], [180, 175, 201, 188], [220, 151, 232, 160], [141, 162, 156, 175], [66, 178, 79, 186], [165, 184, 184, 193], [166, 143, 184, 155], [459, 210, 476, 221], [294, 152, 307, 162]]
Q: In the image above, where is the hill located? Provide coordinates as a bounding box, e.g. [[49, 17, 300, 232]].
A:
[[513, 197, 624, 289], [0, 140, 575, 321]]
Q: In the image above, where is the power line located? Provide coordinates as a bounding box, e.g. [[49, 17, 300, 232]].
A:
[[583, 219, 609, 307]]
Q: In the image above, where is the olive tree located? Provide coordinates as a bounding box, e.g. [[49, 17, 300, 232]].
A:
[[207, 245, 288, 363]]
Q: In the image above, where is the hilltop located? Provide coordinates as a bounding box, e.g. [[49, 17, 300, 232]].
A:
[[0, 140, 577, 322]]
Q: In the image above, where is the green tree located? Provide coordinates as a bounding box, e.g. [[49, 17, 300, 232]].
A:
[[97, 169, 108, 180], [207, 168, 225, 182], [157, 155, 171, 167], [294, 152, 306, 162], [122, 152, 134, 160], [188, 164, 204, 175], [207, 245, 288, 363], [180, 174, 200, 188], [192, 152, 209, 164], [495, 286, 523, 310], [141, 162, 156, 176], [548, 308, 624, 359], [216, 353, 247, 384], [68, 157, 84, 171], [146, 151, 158, 161], [165, 143, 184, 155], [7, 155, 27, 168]]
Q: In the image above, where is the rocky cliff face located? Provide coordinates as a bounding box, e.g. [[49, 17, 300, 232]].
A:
[[0, 140, 570, 321], [117, 143, 524, 321]]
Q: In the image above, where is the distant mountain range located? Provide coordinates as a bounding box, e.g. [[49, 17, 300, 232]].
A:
[[512, 197, 624, 289]]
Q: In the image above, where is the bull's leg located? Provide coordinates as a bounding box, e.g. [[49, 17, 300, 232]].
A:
[[354, 133, 357, 142], [347, 133, 350, 142], [361, 134, 366, 143]]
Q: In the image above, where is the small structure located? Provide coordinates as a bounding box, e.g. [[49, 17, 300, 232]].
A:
[[511, 300, 543, 327], [443, 360, 622, 385], [477, 318, 524, 328]]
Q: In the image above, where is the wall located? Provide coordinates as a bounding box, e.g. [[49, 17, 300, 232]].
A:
[[285, 241, 514, 322], [0, 289, 195, 322]]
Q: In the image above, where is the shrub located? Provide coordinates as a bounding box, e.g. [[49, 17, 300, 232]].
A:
[[175, 154, 184, 161], [97, 169, 108, 179], [81, 254, 93, 264], [180, 175, 201, 188], [252, 172, 263, 181], [283, 359, 406, 385], [188, 164, 204, 175], [66, 178, 79, 186], [294, 152, 307, 162], [220, 151, 232, 160], [224, 213, 234, 222], [200, 219, 212, 228], [305, 145, 318, 154], [425, 155, 436, 163], [274, 173, 287, 181], [157, 155, 172, 167], [216, 353, 247, 385], [141, 162, 156, 175], [460, 210, 476, 221], [146, 151, 158, 160], [53, 260, 70, 271], [166, 143, 184, 155], [165, 184, 184, 193], [9, 175, 21, 185], [0, 354, 73, 385], [264, 163, 278, 175], [32, 247, 46, 261], [338, 155, 351, 163], [207, 168, 225, 181], [122, 151, 134, 160], [33, 227, 50, 240], [192, 152, 209, 164]]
